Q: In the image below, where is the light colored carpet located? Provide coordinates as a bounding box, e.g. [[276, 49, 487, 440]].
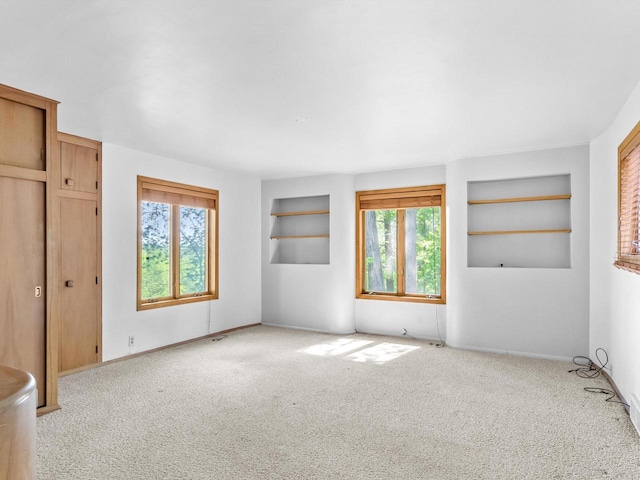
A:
[[37, 325, 640, 479]]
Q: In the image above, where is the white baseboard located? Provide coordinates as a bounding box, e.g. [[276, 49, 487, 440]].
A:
[[445, 341, 573, 363], [630, 394, 640, 437], [355, 326, 445, 344], [261, 322, 356, 335], [263, 325, 572, 362]]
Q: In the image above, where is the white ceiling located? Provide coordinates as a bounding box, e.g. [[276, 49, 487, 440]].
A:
[[2, 0, 640, 179]]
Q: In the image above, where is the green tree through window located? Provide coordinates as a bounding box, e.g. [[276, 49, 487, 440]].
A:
[[405, 207, 441, 296], [179, 206, 207, 295], [141, 201, 171, 299]]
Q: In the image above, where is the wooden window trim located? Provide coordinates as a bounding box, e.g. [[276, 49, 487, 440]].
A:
[[615, 121, 640, 274], [137, 176, 219, 310], [356, 185, 446, 304]]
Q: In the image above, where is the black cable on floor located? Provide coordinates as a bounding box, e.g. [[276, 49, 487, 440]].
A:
[[583, 387, 630, 407], [568, 347, 608, 378], [569, 348, 630, 407]]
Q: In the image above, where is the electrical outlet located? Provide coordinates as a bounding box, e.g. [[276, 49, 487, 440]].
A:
[[128, 336, 135, 347]]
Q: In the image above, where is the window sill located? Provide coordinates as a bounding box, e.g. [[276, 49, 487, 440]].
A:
[[613, 260, 640, 275], [138, 293, 217, 311], [356, 293, 445, 305]]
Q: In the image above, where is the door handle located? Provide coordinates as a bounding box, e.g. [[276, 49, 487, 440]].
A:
[[65, 280, 74, 287]]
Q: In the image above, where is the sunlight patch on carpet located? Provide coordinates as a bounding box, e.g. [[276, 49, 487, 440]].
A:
[[344, 342, 421, 365], [299, 338, 374, 357]]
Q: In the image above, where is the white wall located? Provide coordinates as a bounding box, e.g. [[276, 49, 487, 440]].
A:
[[354, 166, 447, 341], [102, 144, 261, 361], [261, 150, 593, 362], [447, 146, 590, 360], [261, 174, 355, 334], [590, 80, 640, 412], [261, 167, 447, 339]]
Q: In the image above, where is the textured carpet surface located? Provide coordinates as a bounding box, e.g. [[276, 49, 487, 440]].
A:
[[37, 326, 640, 479]]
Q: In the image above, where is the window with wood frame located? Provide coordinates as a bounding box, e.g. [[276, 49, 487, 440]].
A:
[[616, 121, 640, 274], [137, 176, 218, 310], [356, 185, 446, 304]]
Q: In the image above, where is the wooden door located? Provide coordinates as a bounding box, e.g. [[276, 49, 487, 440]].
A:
[[59, 197, 98, 372], [60, 141, 98, 193], [1, 82, 60, 414], [0, 96, 45, 170], [0, 176, 47, 407], [57, 133, 101, 374]]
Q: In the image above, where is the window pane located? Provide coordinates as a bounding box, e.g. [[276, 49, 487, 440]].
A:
[[405, 207, 441, 296], [180, 206, 207, 295], [364, 210, 397, 293], [141, 201, 171, 299]]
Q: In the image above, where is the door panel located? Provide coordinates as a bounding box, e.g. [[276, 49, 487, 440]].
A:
[[59, 197, 98, 372], [0, 97, 45, 170], [60, 142, 97, 193], [0, 176, 46, 406]]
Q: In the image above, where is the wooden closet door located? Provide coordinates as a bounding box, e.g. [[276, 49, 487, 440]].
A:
[[57, 133, 101, 374], [0, 176, 46, 407], [60, 142, 98, 193], [0, 96, 45, 170], [59, 197, 98, 372]]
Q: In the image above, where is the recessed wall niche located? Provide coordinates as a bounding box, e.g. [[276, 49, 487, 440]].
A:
[[467, 175, 571, 268], [270, 195, 330, 265]]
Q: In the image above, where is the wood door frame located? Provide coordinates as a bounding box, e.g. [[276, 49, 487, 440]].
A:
[[57, 132, 103, 372]]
